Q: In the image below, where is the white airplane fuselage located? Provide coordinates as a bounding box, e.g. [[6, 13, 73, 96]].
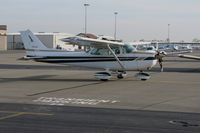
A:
[[26, 50, 157, 71], [21, 30, 158, 75]]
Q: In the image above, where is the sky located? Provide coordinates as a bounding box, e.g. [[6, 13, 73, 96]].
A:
[[0, 0, 200, 42]]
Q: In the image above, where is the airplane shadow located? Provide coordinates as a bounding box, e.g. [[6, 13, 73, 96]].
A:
[[0, 75, 106, 96], [150, 67, 200, 73], [0, 75, 100, 83], [0, 64, 99, 71]]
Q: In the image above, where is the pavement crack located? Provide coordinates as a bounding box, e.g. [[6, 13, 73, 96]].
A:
[[27, 82, 103, 96], [138, 99, 175, 110]]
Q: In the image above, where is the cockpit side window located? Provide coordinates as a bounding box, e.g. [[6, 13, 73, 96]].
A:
[[95, 48, 105, 55], [90, 48, 98, 55], [90, 47, 121, 55], [111, 47, 120, 55], [90, 48, 105, 55]]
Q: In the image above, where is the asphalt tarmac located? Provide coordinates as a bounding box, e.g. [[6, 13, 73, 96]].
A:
[[0, 103, 199, 133], [0, 50, 200, 132]]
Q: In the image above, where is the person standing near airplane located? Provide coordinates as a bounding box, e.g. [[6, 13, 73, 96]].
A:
[[155, 52, 163, 72], [158, 58, 163, 72]]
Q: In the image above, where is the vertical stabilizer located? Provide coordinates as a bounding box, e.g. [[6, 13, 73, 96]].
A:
[[20, 30, 49, 50]]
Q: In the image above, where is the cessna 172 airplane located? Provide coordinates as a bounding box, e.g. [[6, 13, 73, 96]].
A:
[[20, 30, 167, 81]]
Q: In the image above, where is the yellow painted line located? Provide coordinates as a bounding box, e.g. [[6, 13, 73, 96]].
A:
[[0, 112, 25, 120], [0, 110, 53, 120], [0, 111, 53, 116], [22, 112, 53, 116]]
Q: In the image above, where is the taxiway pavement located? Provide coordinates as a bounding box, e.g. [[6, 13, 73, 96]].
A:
[[0, 50, 200, 132]]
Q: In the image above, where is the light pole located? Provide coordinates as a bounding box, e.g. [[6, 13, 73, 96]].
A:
[[114, 12, 118, 40], [84, 3, 89, 36], [168, 24, 170, 42]]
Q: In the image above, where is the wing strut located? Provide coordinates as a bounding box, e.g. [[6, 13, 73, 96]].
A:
[[107, 44, 125, 70]]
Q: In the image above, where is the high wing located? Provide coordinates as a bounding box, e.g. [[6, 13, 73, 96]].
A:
[[62, 36, 154, 48], [61, 36, 124, 47], [61, 36, 194, 57], [62, 36, 165, 56], [179, 54, 200, 60]]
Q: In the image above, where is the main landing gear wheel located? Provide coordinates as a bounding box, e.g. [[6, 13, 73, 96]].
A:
[[117, 71, 127, 79], [135, 72, 151, 81], [117, 74, 124, 79], [100, 79, 108, 81], [94, 72, 111, 81]]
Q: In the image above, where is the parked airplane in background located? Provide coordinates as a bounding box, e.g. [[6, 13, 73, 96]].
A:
[[179, 54, 200, 60], [125, 42, 192, 55], [20, 30, 168, 81], [173, 44, 192, 51]]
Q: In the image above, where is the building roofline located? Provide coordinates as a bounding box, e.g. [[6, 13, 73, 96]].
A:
[[7, 32, 74, 36]]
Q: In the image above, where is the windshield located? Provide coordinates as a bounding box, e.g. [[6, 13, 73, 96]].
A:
[[123, 44, 136, 53]]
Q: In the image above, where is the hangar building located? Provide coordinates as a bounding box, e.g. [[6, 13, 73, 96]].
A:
[[7, 32, 77, 51], [0, 25, 7, 50]]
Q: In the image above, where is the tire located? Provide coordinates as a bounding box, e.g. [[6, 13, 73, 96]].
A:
[[117, 74, 124, 79], [100, 79, 108, 81]]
